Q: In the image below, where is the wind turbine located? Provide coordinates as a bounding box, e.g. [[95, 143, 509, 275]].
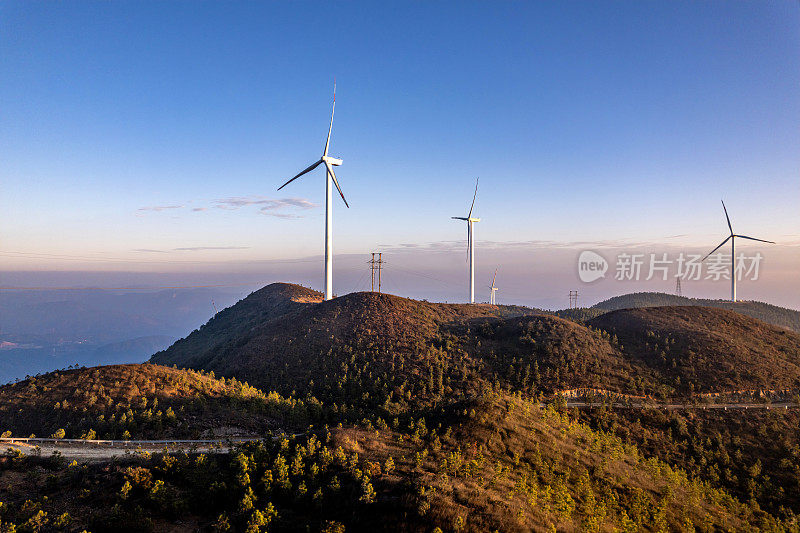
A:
[[278, 83, 349, 301], [702, 200, 774, 303], [489, 268, 499, 305], [452, 178, 480, 304]]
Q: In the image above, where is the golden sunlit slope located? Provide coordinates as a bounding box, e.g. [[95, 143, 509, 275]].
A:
[[0, 364, 311, 439], [0, 393, 783, 532]]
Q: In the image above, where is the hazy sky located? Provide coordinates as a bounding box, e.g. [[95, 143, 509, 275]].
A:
[[1, 2, 798, 308]]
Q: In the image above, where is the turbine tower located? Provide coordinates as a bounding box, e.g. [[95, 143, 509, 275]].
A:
[[278, 83, 349, 301], [702, 200, 774, 303], [452, 178, 480, 304], [489, 268, 499, 305]]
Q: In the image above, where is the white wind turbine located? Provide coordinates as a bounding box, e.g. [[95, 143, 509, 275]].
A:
[[452, 178, 481, 304], [278, 83, 349, 301], [489, 268, 499, 305], [702, 200, 774, 303]]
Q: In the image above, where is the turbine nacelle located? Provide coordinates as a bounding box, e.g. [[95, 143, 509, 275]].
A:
[[322, 155, 343, 166]]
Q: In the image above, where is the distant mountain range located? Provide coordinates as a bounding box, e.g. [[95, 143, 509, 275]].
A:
[[0, 287, 243, 382], [0, 334, 174, 384], [0, 288, 244, 344]]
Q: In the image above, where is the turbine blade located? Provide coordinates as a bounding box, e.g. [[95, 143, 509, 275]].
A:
[[452, 216, 468, 220], [323, 81, 335, 157], [702, 236, 732, 261], [324, 160, 349, 208], [492, 268, 497, 287], [278, 160, 322, 190], [468, 177, 479, 218], [721, 200, 733, 235], [735, 235, 775, 244]]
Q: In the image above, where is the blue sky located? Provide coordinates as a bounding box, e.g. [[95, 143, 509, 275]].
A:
[[1, 1, 798, 307]]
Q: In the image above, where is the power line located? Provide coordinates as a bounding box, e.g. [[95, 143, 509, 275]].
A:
[[569, 290, 579, 310], [368, 253, 385, 293]]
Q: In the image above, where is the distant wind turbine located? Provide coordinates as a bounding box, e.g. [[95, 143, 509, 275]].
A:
[[452, 178, 481, 304], [278, 82, 349, 301], [702, 200, 774, 303], [489, 268, 499, 305]]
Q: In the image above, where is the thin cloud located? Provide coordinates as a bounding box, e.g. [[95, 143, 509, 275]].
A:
[[379, 238, 715, 255], [212, 196, 316, 211], [261, 212, 303, 219], [192, 207, 208, 212], [261, 198, 316, 211], [134, 246, 250, 253], [137, 205, 184, 212], [212, 196, 267, 209], [173, 246, 250, 251]]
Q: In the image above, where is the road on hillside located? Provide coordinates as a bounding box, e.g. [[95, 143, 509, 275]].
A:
[[3, 403, 795, 460], [1, 436, 274, 461], [5, 441, 237, 461]]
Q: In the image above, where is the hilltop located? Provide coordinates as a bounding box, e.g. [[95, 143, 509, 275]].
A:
[[150, 283, 324, 369], [593, 291, 800, 333]]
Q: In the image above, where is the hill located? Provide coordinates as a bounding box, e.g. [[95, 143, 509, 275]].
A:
[[151, 284, 542, 406], [587, 306, 800, 394], [151, 284, 800, 407], [593, 291, 800, 333], [0, 364, 314, 440]]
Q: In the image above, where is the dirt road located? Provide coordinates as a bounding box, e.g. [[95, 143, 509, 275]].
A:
[[2, 437, 262, 461]]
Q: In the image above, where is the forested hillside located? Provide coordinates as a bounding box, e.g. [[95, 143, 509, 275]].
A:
[[0, 394, 785, 532]]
